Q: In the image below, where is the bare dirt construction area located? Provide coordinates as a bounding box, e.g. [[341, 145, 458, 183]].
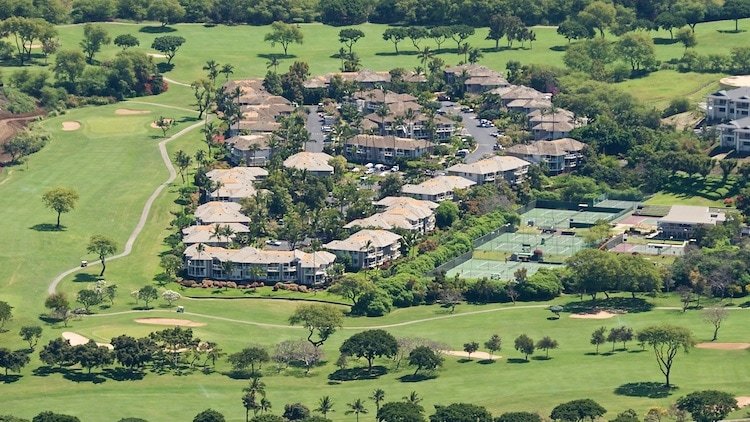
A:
[[115, 108, 151, 116], [737, 397, 750, 407], [695, 342, 750, 350], [150, 118, 173, 129], [0, 112, 44, 164], [62, 332, 113, 349], [570, 311, 618, 319], [134, 318, 206, 327], [441, 350, 501, 361], [61, 121, 81, 131]]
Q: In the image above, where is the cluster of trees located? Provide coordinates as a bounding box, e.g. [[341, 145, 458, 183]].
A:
[[3, 388, 740, 422], [564, 249, 663, 300], [36, 326, 223, 377], [2, 127, 50, 166], [4, 0, 747, 31]]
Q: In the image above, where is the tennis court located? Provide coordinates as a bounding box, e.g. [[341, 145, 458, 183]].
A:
[[476, 232, 587, 256], [610, 242, 685, 256], [446, 259, 560, 280], [521, 208, 618, 228], [596, 199, 639, 209]]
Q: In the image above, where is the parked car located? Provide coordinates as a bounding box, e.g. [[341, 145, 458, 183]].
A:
[[456, 149, 470, 157]]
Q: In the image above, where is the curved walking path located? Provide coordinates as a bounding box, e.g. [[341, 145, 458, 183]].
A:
[[162, 77, 191, 88], [125, 100, 198, 114], [47, 120, 206, 295], [82, 304, 554, 330], [78, 303, 750, 331]]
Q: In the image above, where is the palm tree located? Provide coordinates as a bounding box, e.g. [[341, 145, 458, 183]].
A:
[[221, 260, 235, 280], [196, 243, 205, 259], [242, 392, 257, 422], [194, 149, 207, 166], [336, 47, 347, 71], [404, 108, 417, 139], [376, 104, 390, 136], [402, 391, 422, 405], [316, 396, 335, 417], [243, 376, 266, 399], [203, 60, 219, 84], [458, 42, 471, 63], [202, 121, 217, 155], [266, 55, 281, 74], [221, 63, 234, 80], [260, 398, 272, 414], [345, 399, 368, 422], [370, 389, 385, 414], [417, 46, 434, 68], [468, 47, 483, 64]]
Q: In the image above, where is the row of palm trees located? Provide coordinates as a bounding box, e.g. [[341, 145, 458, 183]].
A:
[[241, 379, 422, 422]]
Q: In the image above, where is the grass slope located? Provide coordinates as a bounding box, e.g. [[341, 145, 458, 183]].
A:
[[1, 297, 750, 421], [6, 18, 750, 106]]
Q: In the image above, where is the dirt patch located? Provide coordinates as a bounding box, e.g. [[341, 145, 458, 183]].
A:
[[147, 53, 167, 58], [62, 121, 81, 131], [441, 350, 501, 360], [0, 113, 44, 164], [115, 108, 151, 116], [570, 311, 618, 319], [696, 342, 750, 350], [737, 396, 750, 407], [62, 332, 113, 349], [150, 118, 173, 129], [135, 318, 206, 327], [661, 111, 702, 132]]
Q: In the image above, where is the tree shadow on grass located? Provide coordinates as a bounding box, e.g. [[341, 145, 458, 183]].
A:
[[328, 366, 387, 381], [532, 356, 552, 361], [257, 53, 296, 61], [30, 223, 65, 232], [457, 358, 473, 363], [614, 382, 675, 398], [102, 367, 146, 381], [507, 358, 529, 364], [374, 51, 419, 57], [157, 63, 174, 73], [63, 370, 107, 384], [398, 373, 437, 382], [549, 45, 568, 52], [0, 374, 22, 383], [73, 273, 100, 283], [717, 29, 746, 34], [653, 37, 679, 45], [139, 25, 176, 33], [563, 297, 654, 314], [478, 359, 497, 365]]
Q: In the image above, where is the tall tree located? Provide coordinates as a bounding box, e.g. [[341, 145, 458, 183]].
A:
[[0, 348, 30, 376], [339, 28, 365, 54], [264, 21, 303, 56], [42, 187, 79, 229], [0, 301, 12, 332], [703, 308, 728, 342], [80, 23, 111, 63], [19, 325, 42, 349], [151, 35, 186, 64], [382, 27, 408, 54], [637, 325, 695, 387], [536, 336, 559, 358], [514, 334, 535, 361], [114, 34, 140, 50], [86, 235, 117, 277], [339, 329, 399, 371], [315, 396, 335, 417], [174, 149, 193, 183], [578, 1, 616, 37], [408, 346, 442, 376], [449, 25, 475, 53], [723, 0, 750, 32], [484, 335, 502, 359], [550, 399, 606, 422], [288, 304, 344, 349], [676, 390, 739, 422], [346, 399, 368, 422], [146, 0, 186, 26], [590, 327, 606, 354]]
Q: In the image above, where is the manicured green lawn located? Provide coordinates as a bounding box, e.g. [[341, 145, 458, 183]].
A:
[[3, 18, 750, 422], [0, 101, 198, 322], [10, 18, 750, 106], [645, 172, 740, 207], [2, 295, 750, 422]]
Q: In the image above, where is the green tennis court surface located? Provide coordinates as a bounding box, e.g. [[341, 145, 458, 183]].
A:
[[446, 259, 560, 279], [521, 208, 618, 228], [476, 232, 587, 256]]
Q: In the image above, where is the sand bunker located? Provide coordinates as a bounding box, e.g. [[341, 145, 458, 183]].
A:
[[61, 121, 81, 131], [62, 332, 113, 349], [150, 118, 173, 129], [737, 397, 750, 407], [570, 311, 617, 319], [115, 108, 151, 116], [135, 318, 206, 327], [147, 53, 167, 58], [442, 350, 501, 361], [696, 342, 750, 350]]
